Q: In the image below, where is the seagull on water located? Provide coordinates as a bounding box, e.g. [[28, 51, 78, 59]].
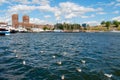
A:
[[23, 60, 26, 65], [63, 52, 67, 55], [52, 55, 56, 58], [81, 60, 86, 64], [57, 61, 62, 65], [40, 51, 44, 53], [15, 54, 18, 58], [76, 68, 82, 72], [104, 73, 112, 78], [5, 49, 8, 51], [61, 75, 65, 80], [13, 50, 17, 53]]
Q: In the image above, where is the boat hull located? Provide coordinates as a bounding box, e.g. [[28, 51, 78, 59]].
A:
[[0, 31, 10, 35]]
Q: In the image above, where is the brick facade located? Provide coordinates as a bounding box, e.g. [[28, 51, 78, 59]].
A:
[[12, 14, 54, 29]]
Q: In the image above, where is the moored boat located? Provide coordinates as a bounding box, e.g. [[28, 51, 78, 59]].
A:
[[54, 29, 63, 32], [110, 29, 120, 33], [0, 28, 10, 35], [10, 29, 18, 33]]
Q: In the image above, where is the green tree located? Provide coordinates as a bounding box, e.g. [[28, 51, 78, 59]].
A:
[[43, 26, 48, 31], [54, 23, 63, 30], [113, 20, 119, 27], [73, 24, 81, 30], [105, 21, 111, 29], [101, 21, 106, 25]]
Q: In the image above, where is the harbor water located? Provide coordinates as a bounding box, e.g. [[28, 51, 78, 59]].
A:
[[0, 32, 120, 80]]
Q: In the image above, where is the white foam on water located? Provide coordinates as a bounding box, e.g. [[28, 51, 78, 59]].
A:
[[76, 68, 82, 72], [104, 73, 112, 78], [23, 60, 26, 65], [81, 60, 86, 64], [57, 61, 62, 65], [61, 75, 65, 80], [52, 55, 56, 58], [15, 54, 18, 58]]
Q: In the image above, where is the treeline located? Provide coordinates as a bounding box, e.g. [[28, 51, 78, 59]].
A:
[[54, 23, 82, 30], [101, 20, 120, 29], [51, 20, 120, 31]]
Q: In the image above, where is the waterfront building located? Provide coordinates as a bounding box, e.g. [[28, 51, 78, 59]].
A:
[[12, 14, 54, 32], [12, 14, 19, 28], [23, 15, 29, 23], [82, 23, 88, 28], [0, 22, 8, 27]]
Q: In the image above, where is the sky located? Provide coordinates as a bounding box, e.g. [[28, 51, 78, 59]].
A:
[[0, 0, 120, 26]]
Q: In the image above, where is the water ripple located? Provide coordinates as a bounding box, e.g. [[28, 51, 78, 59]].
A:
[[0, 32, 120, 80]]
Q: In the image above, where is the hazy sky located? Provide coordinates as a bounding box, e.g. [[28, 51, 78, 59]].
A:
[[0, 0, 120, 25]]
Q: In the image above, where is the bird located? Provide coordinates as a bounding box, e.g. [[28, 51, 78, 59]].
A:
[[61, 75, 65, 80], [23, 60, 26, 65], [63, 52, 67, 55], [52, 55, 56, 58], [81, 60, 86, 64], [57, 61, 62, 65], [104, 73, 112, 78], [5, 49, 8, 51], [76, 68, 82, 72], [13, 50, 17, 53], [40, 51, 44, 53], [15, 54, 18, 58]]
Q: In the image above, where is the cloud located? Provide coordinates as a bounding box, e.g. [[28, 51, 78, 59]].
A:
[[113, 10, 119, 14], [30, 18, 53, 24], [30, 18, 46, 24], [115, 0, 120, 6], [37, 5, 57, 12], [116, 0, 120, 2], [0, 16, 11, 24], [8, 4, 37, 14], [0, 0, 9, 5], [97, 12, 106, 15], [112, 16, 120, 21], [44, 15, 51, 18], [32, 0, 50, 5], [7, 3, 56, 14], [0, 10, 6, 12], [81, 14, 95, 18], [115, 3, 120, 6], [0, 17, 5, 22], [62, 20, 71, 24], [1, 0, 112, 25], [56, 16, 60, 20], [11, 0, 50, 5], [54, 11, 61, 20], [107, 2, 115, 6], [96, 8, 103, 11], [81, 16, 90, 18], [0, 0, 6, 3], [92, 1, 115, 7], [65, 13, 76, 19], [12, 0, 30, 4], [5, 1, 104, 24], [58, 2, 101, 19], [59, 2, 96, 13], [85, 21, 100, 26]]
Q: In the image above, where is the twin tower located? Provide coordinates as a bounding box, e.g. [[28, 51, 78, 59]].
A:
[[12, 14, 30, 28]]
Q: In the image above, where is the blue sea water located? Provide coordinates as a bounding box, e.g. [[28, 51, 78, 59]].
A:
[[0, 32, 120, 80]]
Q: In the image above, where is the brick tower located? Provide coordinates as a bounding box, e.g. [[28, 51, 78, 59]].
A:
[[23, 15, 29, 23], [12, 14, 18, 28]]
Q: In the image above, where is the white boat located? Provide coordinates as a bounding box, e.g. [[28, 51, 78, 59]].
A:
[[16, 27, 27, 32], [0, 28, 10, 35], [54, 29, 63, 32], [7, 25, 18, 33], [110, 30, 120, 33]]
